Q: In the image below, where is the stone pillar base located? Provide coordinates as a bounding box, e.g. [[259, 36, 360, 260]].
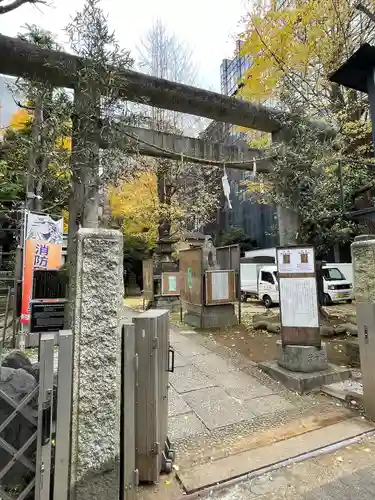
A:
[[152, 295, 180, 313], [184, 304, 238, 329], [277, 340, 328, 373]]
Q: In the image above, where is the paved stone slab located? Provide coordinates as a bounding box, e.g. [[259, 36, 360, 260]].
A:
[[173, 339, 211, 357], [322, 379, 363, 403], [174, 352, 189, 368], [354, 469, 375, 494], [211, 370, 275, 401], [183, 386, 255, 430], [169, 365, 216, 394], [249, 394, 295, 416], [168, 412, 208, 441], [338, 468, 375, 496], [169, 330, 186, 344], [177, 417, 375, 493], [304, 492, 336, 500], [168, 386, 192, 417], [182, 330, 198, 335], [191, 353, 237, 375]]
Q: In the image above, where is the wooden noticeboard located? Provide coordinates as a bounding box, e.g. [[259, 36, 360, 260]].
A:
[[179, 248, 203, 306], [205, 270, 236, 305], [142, 259, 154, 301], [276, 246, 320, 347], [161, 272, 180, 296], [216, 244, 241, 320]]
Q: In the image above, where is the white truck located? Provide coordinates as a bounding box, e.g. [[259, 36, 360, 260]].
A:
[[241, 249, 354, 307], [240, 263, 279, 308]]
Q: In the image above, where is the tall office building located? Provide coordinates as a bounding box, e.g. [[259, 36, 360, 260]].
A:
[[203, 40, 277, 249]]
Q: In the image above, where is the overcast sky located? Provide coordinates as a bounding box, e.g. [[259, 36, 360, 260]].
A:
[[0, 0, 249, 91]]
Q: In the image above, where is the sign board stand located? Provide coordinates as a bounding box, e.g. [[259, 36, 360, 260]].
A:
[[179, 246, 238, 329], [26, 298, 67, 348], [277, 246, 321, 348], [258, 245, 351, 393], [276, 246, 327, 373], [142, 260, 181, 312]]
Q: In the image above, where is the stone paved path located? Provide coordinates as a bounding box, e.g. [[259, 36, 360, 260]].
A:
[[208, 434, 375, 499], [122, 306, 296, 445], [124, 307, 368, 500], [168, 328, 294, 442]]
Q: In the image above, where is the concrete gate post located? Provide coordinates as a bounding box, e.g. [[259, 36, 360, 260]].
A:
[[70, 228, 123, 500], [352, 235, 375, 420]]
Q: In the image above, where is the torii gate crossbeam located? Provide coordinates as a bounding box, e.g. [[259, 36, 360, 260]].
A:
[[0, 34, 335, 137]]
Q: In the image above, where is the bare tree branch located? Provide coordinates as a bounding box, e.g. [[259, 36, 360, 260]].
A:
[[355, 2, 375, 25], [0, 0, 45, 14], [12, 96, 35, 111]]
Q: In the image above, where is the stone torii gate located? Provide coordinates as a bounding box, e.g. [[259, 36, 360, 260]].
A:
[[0, 33, 336, 244]]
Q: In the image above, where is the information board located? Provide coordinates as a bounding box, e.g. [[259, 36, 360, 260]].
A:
[[30, 300, 66, 333], [279, 277, 319, 328], [277, 247, 315, 274], [276, 246, 320, 347], [161, 272, 180, 296], [179, 248, 202, 306], [205, 270, 236, 305], [142, 259, 154, 301]]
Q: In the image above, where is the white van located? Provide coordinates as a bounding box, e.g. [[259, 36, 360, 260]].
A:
[[240, 263, 353, 308], [321, 265, 353, 305]]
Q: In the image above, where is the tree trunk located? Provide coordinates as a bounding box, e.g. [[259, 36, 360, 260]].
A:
[[68, 86, 100, 237], [26, 99, 42, 210], [157, 162, 171, 240], [35, 95, 53, 212]]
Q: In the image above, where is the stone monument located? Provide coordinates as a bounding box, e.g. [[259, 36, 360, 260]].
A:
[[259, 245, 351, 393]]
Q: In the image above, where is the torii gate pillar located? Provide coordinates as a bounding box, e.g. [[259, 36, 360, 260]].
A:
[[272, 130, 300, 245]]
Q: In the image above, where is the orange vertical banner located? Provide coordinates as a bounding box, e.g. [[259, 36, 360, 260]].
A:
[[21, 213, 63, 326]]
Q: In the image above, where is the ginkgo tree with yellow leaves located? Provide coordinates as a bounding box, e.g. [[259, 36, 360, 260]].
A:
[[239, 0, 375, 118], [107, 158, 221, 290], [109, 171, 160, 248], [109, 158, 221, 251], [1, 89, 72, 214], [237, 0, 375, 255]]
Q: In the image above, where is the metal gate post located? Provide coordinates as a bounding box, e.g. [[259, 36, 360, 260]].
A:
[[53, 330, 73, 500], [121, 324, 138, 500], [133, 310, 174, 483], [133, 312, 160, 483], [35, 332, 55, 500]]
